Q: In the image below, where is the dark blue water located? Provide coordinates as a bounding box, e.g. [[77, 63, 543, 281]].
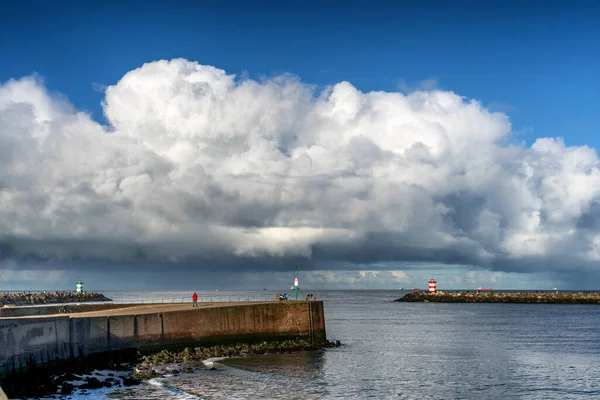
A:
[[84, 290, 600, 399]]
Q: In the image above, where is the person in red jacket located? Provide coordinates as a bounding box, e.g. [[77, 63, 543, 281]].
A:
[[192, 292, 198, 307]]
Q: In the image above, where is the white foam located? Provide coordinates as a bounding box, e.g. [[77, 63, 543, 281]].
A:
[[30, 369, 133, 400], [148, 378, 200, 399]]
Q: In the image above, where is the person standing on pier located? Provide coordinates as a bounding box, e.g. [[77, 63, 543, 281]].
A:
[[192, 292, 198, 307]]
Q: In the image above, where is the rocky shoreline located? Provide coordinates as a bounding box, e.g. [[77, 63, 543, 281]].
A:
[[2, 338, 342, 399], [132, 338, 342, 380], [395, 291, 600, 304], [0, 291, 111, 306], [1, 355, 137, 399]]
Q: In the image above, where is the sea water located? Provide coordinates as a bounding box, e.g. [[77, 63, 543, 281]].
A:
[[66, 290, 600, 399]]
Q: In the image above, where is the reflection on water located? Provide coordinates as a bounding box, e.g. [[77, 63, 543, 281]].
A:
[[101, 290, 600, 400], [223, 351, 325, 380]]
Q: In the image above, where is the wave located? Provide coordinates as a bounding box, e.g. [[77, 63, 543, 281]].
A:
[[148, 378, 200, 399]]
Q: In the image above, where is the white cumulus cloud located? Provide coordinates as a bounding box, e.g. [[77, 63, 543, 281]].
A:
[[1, 58, 599, 278]]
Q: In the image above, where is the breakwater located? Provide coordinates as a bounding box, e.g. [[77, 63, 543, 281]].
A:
[[0, 300, 326, 397], [395, 291, 600, 304], [0, 291, 111, 306]]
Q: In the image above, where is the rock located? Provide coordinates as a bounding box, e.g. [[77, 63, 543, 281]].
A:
[[324, 339, 341, 348], [122, 377, 141, 386], [152, 366, 168, 374], [60, 382, 74, 395], [56, 372, 81, 384], [114, 363, 131, 371], [80, 377, 104, 389], [130, 337, 342, 381]]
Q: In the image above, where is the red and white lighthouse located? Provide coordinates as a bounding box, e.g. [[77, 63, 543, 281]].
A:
[[428, 278, 437, 293]]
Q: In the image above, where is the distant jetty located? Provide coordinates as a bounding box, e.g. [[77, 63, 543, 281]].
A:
[[395, 291, 600, 304], [0, 291, 111, 306]]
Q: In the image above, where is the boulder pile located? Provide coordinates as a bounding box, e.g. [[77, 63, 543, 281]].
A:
[[395, 291, 600, 304], [0, 291, 111, 306], [133, 338, 343, 380]]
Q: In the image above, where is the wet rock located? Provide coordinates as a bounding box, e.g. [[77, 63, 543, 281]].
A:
[[55, 372, 81, 384], [2, 355, 136, 398], [3, 373, 59, 398], [132, 366, 161, 381], [132, 337, 342, 379], [113, 363, 131, 371], [122, 377, 141, 386], [80, 377, 103, 389], [165, 366, 182, 374], [60, 382, 74, 395], [152, 366, 168, 374], [323, 339, 342, 348]]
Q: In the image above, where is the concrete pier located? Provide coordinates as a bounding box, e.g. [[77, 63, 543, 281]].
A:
[[0, 300, 326, 381]]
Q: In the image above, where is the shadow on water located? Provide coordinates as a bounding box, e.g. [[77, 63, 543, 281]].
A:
[[222, 350, 326, 380]]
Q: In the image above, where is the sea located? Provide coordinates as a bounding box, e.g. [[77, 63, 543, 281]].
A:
[[61, 290, 600, 399]]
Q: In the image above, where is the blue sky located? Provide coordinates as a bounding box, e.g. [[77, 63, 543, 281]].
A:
[[2, 0, 598, 146], [1, 0, 600, 290]]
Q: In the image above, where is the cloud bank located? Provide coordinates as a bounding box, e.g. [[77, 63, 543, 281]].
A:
[[1, 59, 599, 277]]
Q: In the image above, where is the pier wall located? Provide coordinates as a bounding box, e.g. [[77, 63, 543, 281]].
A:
[[0, 301, 326, 379]]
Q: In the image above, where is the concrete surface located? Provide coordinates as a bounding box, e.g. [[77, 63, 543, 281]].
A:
[[0, 300, 326, 380]]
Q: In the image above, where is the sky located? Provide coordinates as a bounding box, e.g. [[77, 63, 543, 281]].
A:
[[0, 0, 599, 290]]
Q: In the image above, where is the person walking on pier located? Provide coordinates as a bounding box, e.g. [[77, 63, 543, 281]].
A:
[[192, 292, 198, 307]]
